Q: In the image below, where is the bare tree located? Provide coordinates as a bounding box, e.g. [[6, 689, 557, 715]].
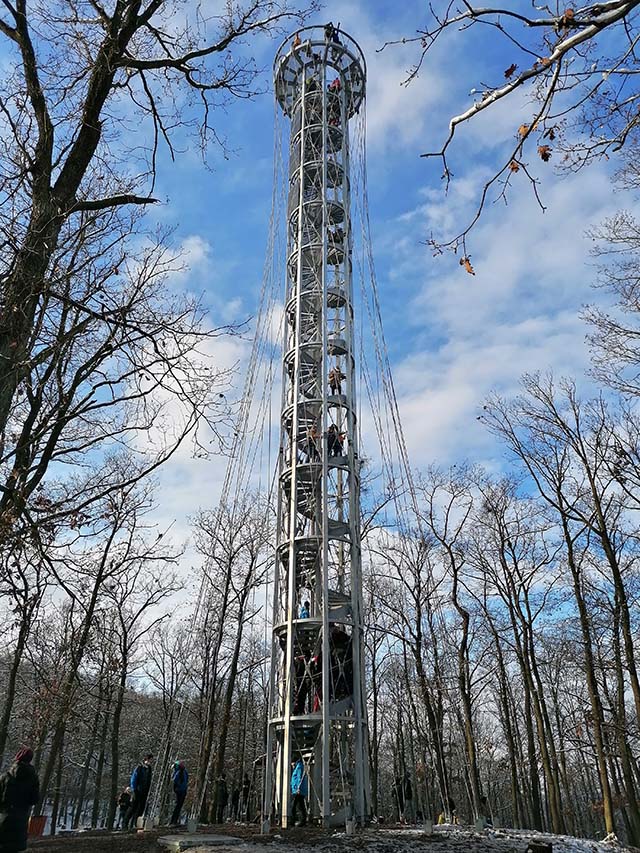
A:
[[585, 164, 640, 397], [482, 375, 640, 840], [192, 494, 271, 820], [0, 0, 314, 550], [30, 474, 181, 814], [0, 539, 48, 764], [380, 1, 640, 252]]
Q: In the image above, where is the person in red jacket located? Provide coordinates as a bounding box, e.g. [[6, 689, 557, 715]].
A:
[[0, 747, 40, 853]]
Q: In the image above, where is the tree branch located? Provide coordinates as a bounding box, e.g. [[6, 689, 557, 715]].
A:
[[68, 194, 160, 213]]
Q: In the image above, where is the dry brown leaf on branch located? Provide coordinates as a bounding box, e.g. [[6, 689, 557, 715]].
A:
[[540, 57, 552, 67], [538, 144, 552, 161], [560, 8, 575, 27], [504, 63, 518, 79], [509, 160, 520, 173], [543, 126, 556, 141], [460, 256, 476, 275], [518, 123, 530, 138]]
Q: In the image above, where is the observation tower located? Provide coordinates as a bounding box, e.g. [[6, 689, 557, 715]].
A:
[[264, 25, 370, 828]]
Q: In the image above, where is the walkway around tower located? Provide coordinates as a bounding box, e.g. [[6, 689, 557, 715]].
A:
[[263, 26, 370, 830]]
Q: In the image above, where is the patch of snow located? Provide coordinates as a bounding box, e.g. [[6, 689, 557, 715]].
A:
[[191, 826, 638, 853]]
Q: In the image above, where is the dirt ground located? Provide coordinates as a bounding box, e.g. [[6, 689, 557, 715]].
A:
[[28, 823, 353, 853], [27, 824, 640, 853]]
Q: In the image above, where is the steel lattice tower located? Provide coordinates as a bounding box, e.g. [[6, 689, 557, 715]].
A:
[[264, 26, 369, 829]]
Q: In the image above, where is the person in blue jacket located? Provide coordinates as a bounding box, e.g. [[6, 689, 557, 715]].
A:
[[124, 753, 153, 828], [290, 758, 308, 827], [170, 760, 188, 826]]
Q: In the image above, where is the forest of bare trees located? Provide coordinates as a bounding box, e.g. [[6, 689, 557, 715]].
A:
[[3, 203, 640, 840], [1, 0, 640, 849]]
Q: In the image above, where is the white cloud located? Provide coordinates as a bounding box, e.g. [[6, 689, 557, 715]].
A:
[[374, 163, 634, 470]]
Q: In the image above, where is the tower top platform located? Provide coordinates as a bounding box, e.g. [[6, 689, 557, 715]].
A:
[[273, 25, 366, 119]]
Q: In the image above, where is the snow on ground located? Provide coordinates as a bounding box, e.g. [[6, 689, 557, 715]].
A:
[[182, 824, 639, 853]]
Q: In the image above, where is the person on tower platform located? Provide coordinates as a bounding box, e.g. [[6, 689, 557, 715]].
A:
[[324, 21, 335, 41], [311, 650, 322, 711], [328, 226, 345, 245], [292, 31, 301, 49], [293, 653, 310, 714], [290, 759, 308, 827], [330, 625, 353, 700], [327, 424, 345, 457], [304, 425, 320, 461], [328, 76, 341, 92], [299, 599, 310, 618], [328, 365, 346, 395]]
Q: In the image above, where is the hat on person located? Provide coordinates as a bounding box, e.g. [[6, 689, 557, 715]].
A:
[[15, 747, 33, 764]]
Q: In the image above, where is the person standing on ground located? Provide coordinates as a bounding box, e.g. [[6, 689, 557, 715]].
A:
[[214, 772, 228, 823], [403, 771, 414, 824], [170, 761, 188, 826], [241, 772, 251, 822], [392, 774, 405, 823], [231, 786, 240, 821], [0, 747, 40, 853], [480, 795, 493, 827], [290, 758, 308, 827], [116, 787, 131, 829], [125, 753, 153, 829], [448, 796, 458, 825]]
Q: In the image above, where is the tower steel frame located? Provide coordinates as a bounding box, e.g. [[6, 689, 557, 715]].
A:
[[264, 26, 370, 829]]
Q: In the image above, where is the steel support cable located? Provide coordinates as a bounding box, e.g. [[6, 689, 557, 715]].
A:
[[349, 107, 459, 818], [196, 103, 288, 806], [191, 132, 288, 820], [349, 126, 409, 536], [145, 99, 288, 822], [350, 115, 401, 500]]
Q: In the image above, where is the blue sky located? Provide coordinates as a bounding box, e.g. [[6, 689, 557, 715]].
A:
[[6, 2, 634, 565], [149, 1, 633, 556]]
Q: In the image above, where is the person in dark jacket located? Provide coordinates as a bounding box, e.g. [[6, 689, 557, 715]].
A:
[[241, 772, 251, 822], [124, 753, 153, 829], [230, 786, 240, 821], [116, 787, 131, 829], [0, 747, 40, 853], [392, 774, 405, 822], [170, 761, 188, 826], [403, 772, 414, 824], [214, 772, 228, 823]]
